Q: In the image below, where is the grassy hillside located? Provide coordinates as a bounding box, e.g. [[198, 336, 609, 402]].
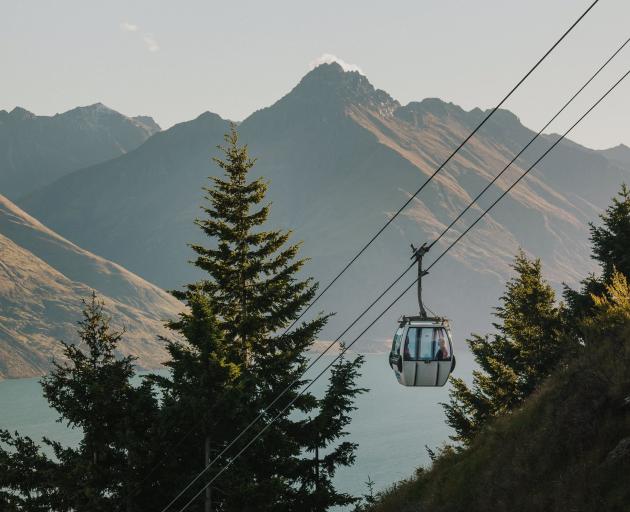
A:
[[0, 193, 183, 378], [368, 296, 630, 511]]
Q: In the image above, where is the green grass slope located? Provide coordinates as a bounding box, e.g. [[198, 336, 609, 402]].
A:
[[370, 324, 630, 512]]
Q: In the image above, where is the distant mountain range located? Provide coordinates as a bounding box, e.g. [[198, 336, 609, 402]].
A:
[[0, 103, 159, 200], [0, 193, 182, 378], [5, 62, 630, 369]]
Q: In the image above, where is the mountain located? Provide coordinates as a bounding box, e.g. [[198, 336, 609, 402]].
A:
[[0, 103, 160, 200], [0, 194, 183, 379], [19, 63, 630, 342], [598, 143, 630, 167]]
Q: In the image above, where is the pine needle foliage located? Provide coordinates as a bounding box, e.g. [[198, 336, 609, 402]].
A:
[[565, 184, 630, 323], [164, 126, 365, 511], [442, 250, 564, 444]]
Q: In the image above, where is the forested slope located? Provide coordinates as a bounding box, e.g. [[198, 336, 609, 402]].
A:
[[370, 314, 630, 512]]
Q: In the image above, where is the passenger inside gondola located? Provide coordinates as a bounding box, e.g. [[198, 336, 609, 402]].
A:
[[435, 336, 449, 360]]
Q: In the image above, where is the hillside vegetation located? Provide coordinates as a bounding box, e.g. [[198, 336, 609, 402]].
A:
[[365, 187, 630, 512], [370, 304, 630, 511]]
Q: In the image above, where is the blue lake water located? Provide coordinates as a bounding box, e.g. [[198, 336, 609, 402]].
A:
[[0, 351, 475, 501]]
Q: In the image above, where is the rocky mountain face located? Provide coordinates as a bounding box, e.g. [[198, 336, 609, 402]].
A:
[[0, 194, 182, 378], [18, 63, 630, 343], [0, 103, 160, 200]]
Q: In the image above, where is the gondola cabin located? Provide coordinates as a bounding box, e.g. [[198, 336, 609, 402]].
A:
[[388, 316, 455, 387]]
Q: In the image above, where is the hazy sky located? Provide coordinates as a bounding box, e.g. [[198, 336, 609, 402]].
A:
[[2, 0, 628, 149]]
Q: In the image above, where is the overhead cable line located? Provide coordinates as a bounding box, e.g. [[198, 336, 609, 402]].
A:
[[143, 32, 628, 495], [158, 258, 416, 512], [429, 35, 630, 250], [159, 3, 600, 509], [278, 0, 600, 336], [426, 68, 630, 273], [172, 64, 630, 512]]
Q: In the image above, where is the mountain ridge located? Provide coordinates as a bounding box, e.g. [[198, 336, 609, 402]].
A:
[[16, 64, 630, 343], [0, 103, 160, 200]]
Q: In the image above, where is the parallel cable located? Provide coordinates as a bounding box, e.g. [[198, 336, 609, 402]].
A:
[[157, 261, 416, 512], [159, 3, 601, 509], [429, 35, 630, 250], [141, 31, 627, 494], [279, 0, 600, 336], [174, 66, 630, 512], [426, 68, 630, 273]]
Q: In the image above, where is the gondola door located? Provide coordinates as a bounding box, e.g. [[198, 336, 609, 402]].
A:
[[415, 326, 439, 386]]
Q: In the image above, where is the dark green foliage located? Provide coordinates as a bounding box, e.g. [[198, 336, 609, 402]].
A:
[[295, 349, 367, 511], [564, 184, 630, 322], [162, 126, 365, 511], [40, 293, 160, 512], [0, 127, 365, 512], [443, 250, 565, 444], [145, 291, 242, 510], [0, 430, 61, 511], [591, 183, 630, 281], [0, 293, 161, 511], [367, 274, 630, 512]]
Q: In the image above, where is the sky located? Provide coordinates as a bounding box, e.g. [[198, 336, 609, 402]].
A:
[[1, 0, 629, 150]]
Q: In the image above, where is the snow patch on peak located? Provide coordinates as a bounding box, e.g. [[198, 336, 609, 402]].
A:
[[309, 54, 363, 74]]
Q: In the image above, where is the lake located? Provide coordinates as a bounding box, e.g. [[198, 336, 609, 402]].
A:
[[0, 350, 476, 502]]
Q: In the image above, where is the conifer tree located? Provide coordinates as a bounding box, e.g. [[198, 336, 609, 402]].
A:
[[565, 184, 630, 322], [590, 183, 630, 281], [0, 294, 158, 512], [40, 293, 159, 511], [147, 291, 241, 511], [443, 251, 564, 444], [163, 126, 364, 511], [0, 430, 61, 511], [295, 350, 367, 511]]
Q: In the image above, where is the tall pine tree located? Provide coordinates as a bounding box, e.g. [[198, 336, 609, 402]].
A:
[[590, 183, 630, 281], [162, 126, 365, 511], [443, 251, 565, 444], [147, 291, 241, 511]]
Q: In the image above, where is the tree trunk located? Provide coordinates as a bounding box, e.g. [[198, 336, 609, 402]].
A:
[[205, 436, 213, 512]]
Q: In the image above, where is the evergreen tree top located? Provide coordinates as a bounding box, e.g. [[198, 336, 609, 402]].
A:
[[177, 124, 320, 356], [590, 183, 630, 281]]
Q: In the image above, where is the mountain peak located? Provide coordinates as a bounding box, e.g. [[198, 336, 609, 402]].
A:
[[8, 106, 36, 121], [599, 142, 630, 166], [63, 102, 119, 119], [304, 61, 351, 79], [132, 115, 161, 134], [284, 62, 399, 114]]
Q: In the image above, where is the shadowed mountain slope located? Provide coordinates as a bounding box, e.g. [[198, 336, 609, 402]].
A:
[[0, 103, 160, 200], [19, 63, 630, 341]]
